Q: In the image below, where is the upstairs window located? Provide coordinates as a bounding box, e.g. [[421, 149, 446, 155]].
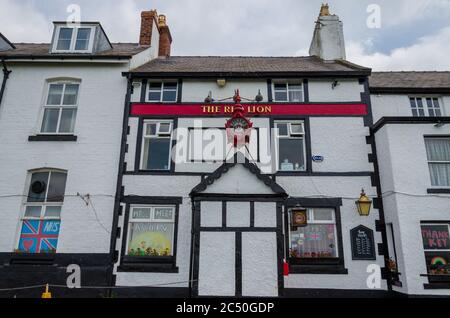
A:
[[147, 82, 178, 102], [17, 170, 67, 254], [425, 137, 450, 187], [273, 82, 303, 102], [53, 26, 94, 53], [41, 82, 79, 134], [141, 121, 173, 170], [410, 97, 442, 117], [275, 121, 306, 172]]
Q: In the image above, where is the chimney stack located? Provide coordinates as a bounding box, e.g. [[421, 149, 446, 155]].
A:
[[309, 4, 346, 60], [158, 15, 172, 57], [139, 10, 158, 46]]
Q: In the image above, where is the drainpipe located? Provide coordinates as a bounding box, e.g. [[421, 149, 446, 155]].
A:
[[0, 59, 12, 111]]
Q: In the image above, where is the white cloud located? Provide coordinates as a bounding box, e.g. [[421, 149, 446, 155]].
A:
[[347, 26, 450, 70], [0, 0, 51, 42]]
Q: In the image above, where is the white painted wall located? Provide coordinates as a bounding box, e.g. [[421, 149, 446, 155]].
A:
[[375, 123, 450, 295], [0, 62, 129, 253], [308, 79, 363, 102], [182, 79, 267, 103]]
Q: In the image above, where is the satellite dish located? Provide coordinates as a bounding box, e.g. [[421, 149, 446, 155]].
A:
[[31, 181, 46, 194]]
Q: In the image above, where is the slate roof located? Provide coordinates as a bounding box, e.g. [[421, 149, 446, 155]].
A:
[[129, 56, 371, 76], [370, 72, 450, 93], [0, 43, 148, 59]]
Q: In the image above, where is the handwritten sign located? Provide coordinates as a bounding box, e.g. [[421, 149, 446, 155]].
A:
[[350, 225, 376, 260], [421, 225, 450, 250]]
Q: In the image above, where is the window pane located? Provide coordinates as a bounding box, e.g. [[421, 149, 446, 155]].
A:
[[59, 108, 77, 133], [164, 82, 177, 89], [143, 138, 171, 170], [274, 91, 288, 101], [290, 123, 303, 135], [159, 123, 171, 134], [132, 207, 152, 220], [421, 224, 450, 250], [425, 139, 450, 161], [288, 84, 302, 90], [24, 206, 42, 218], [162, 90, 177, 102], [279, 138, 305, 171], [313, 208, 334, 221], [146, 123, 157, 136], [62, 84, 79, 105], [56, 28, 73, 50], [47, 172, 67, 202], [274, 84, 287, 90], [41, 108, 60, 133], [18, 220, 60, 253], [28, 172, 49, 202], [288, 90, 302, 102], [276, 123, 288, 136], [127, 222, 174, 256], [290, 223, 337, 258], [148, 91, 161, 101], [47, 84, 64, 105], [45, 206, 62, 218], [75, 28, 91, 50], [429, 163, 450, 186], [154, 207, 174, 221], [149, 83, 162, 89]]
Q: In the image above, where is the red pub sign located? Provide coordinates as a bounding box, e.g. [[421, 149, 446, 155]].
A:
[[130, 103, 368, 116]]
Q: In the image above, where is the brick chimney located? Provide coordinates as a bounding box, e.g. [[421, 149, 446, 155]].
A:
[[139, 10, 158, 46], [157, 15, 172, 57]]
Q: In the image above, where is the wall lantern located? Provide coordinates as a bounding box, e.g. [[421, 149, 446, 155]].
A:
[[355, 189, 372, 216], [217, 79, 226, 87]]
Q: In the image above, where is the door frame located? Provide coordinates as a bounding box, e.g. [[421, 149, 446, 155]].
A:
[[189, 195, 285, 298]]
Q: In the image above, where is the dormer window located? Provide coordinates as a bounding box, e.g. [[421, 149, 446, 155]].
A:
[[53, 26, 95, 53]]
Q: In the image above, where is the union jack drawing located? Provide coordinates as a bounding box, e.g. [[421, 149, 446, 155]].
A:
[[18, 220, 60, 253]]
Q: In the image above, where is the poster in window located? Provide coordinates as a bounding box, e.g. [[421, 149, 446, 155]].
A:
[[18, 220, 60, 253], [128, 222, 174, 257], [350, 225, 376, 260], [421, 224, 450, 250]]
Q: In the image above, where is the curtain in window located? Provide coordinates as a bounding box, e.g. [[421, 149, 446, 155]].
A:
[[426, 139, 450, 186]]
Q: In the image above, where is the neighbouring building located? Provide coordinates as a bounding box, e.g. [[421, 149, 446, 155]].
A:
[[0, 4, 449, 298], [0, 10, 171, 297], [370, 72, 450, 296]]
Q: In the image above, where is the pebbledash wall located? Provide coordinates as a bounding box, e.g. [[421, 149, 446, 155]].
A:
[[371, 89, 450, 296]]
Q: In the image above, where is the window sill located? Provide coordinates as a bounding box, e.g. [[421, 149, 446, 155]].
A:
[[118, 263, 179, 273], [424, 283, 450, 290], [427, 188, 450, 194], [9, 253, 56, 265], [28, 135, 77, 142], [289, 265, 348, 275]]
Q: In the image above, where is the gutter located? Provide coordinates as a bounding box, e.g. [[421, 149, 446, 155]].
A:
[[0, 58, 12, 111]]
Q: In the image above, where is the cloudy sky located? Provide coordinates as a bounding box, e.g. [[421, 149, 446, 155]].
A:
[[1, 0, 449, 70]]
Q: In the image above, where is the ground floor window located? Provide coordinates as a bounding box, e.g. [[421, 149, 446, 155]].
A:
[[126, 206, 176, 257], [288, 208, 338, 260], [17, 169, 67, 254], [421, 223, 450, 282]]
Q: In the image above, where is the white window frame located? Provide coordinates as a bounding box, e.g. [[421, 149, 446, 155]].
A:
[[146, 81, 178, 103], [425, 137, 450, 188], [274, 121, 307, 172], [273, 81, 303, 102], [52, 25, 96, 53], [15, 169, 67, 253], [288, 207, 339, 258], [125, 205, 176, 257], [39, 81, 80, 135], [140, 120, 173, 171], [409, 96, 443, 117]]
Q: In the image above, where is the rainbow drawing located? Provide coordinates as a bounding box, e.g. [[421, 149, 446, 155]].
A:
[[431, 256, 447, 266]]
